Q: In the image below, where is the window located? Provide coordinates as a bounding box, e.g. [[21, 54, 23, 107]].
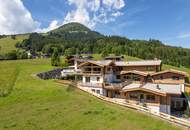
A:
[[124, 75, 130, 79], [159, 75, 163, 80], [146, 95, 155, 101], [119, 67, 123, 71], [129, 93, 138, 99], [92, 89, 95, 92], [116, 75, 121, 79], [97, 77, 100, 81], [96, 90, 100, 94], [97, 68, 101, 71], [172, 76, 180, 80], [132, 75, 140, 81], [146, 66, 154, 71]]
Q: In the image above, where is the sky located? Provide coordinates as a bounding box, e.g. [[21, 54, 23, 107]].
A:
[[0, 0, 190, 48]]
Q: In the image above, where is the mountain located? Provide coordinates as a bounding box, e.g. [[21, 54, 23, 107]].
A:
[[4, 22, 190, 69], [49, 22, 104, 41]]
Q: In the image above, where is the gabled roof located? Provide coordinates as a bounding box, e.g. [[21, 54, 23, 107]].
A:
[[120, 70, 149, 76], [122, 83, 182, 96], [78, 60, 114, 68], [151, 69, 189, 77], [115, 60, 162, 67]]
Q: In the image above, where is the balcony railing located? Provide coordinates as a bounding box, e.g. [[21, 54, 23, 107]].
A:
[[82, 71, 102, 74], [78, 82, 103, 88]]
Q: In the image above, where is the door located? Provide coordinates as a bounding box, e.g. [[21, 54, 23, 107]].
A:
[[140, 94, 144, 103]]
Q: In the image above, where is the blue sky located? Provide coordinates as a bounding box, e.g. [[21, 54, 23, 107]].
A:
[[0, 0, 190, 48]]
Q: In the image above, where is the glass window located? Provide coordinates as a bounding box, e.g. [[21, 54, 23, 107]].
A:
[[159, 76, 163, 80], [172, 76, 180, 80], [116, 75, 121, 79], [146, 66, 154, 71], [129, 93, 138, 99], [146, 95, 155, 101], [97, 77, 100, 81], [96, 90, 100, 94]]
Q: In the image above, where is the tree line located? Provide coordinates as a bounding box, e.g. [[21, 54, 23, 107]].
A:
[[14, 32, 190, 68]]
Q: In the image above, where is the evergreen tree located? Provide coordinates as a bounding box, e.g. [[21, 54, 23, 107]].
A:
[[51, 48, 60, 66]]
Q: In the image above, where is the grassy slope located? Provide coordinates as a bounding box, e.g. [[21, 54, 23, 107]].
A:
[[0, 59, 182, 130], [0, 35, 29, 55]]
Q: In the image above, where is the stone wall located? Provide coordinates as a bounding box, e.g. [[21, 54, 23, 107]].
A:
[[37, 68, 63, 80]]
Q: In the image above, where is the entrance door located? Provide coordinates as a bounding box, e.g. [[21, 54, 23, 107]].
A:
[[85, 77, 90, 83], [140, 94, 144, 103]]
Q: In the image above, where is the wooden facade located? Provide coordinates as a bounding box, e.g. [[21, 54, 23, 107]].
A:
[[152, 72, 185, 84]]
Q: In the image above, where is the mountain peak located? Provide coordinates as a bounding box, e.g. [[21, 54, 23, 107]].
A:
[[50, 22, 91, 34]]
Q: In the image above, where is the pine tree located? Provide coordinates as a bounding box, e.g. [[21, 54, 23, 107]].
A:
[[51, 48, 60, 66]]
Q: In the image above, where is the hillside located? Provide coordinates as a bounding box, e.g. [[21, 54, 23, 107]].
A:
[[0, 58, 182, 130], [0, 34, 29, 55], [49, 22, 103, 41], [13, 22, 190, 69]]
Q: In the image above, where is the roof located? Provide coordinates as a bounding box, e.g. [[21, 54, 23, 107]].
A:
[[122, 83, 182, 95], [78, 60, 114, 68], [115, 60, 162, 66], [120, 70, 150, 76], [151, 69, 189, 77]]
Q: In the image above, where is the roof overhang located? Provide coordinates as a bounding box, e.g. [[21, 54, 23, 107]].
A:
[[120, 70, 149, 76], [151, 69, 189, 77], [122, 87, 166, 96]]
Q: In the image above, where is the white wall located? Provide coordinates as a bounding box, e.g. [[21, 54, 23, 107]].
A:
[[82, 76, 103, 83], [147, 105, 160, 113], [82, 87, 104, 95]]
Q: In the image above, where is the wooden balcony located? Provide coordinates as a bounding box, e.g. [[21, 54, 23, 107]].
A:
[[82, 71, 102, 75], [78, 82, 103, 88]]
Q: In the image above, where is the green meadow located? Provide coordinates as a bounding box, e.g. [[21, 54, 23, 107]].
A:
[[0, 58, 184, 130], [0, 35, 28, 55]]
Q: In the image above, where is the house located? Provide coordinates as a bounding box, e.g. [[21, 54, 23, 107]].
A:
[[77, 58, 190, 115]]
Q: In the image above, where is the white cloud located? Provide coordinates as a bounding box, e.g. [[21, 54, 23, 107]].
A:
[[103, 0, 125, 9], [177, 33, 190, 39], [0, 0, 39, 34], [63, 0, 126, 29], [112, 11, 124, 17], [37, 20, 59, 33], [0, 0, 126, 34]]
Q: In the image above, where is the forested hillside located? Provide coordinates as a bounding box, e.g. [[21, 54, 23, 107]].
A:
[[14, 22, 190, 68]]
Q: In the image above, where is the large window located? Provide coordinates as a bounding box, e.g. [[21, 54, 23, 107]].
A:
[[132, 75, 140, 81], [146, 95, 155, 101], [172, 76, 180, 80], [124, 75, 130, 80], [129, 93, 138, 99], [159, 75, 164, 80], [146, 66, 154, 71], [85, 77, 90, 82], [116, 75, 121, 79]]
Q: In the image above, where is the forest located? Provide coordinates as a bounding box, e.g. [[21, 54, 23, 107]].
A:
[[12, 22, 190, 68]]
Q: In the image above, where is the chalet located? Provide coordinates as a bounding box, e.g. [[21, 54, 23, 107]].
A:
[[76, 58, 190, 115]]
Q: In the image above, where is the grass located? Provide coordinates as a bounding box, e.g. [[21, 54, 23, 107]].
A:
[[0, 34, 29, 55], [0, 58, 183, 130]]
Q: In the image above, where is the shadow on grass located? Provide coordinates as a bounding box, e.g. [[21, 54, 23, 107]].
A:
[[66, 83, 76, 92], [0, 67, 20, 97]]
